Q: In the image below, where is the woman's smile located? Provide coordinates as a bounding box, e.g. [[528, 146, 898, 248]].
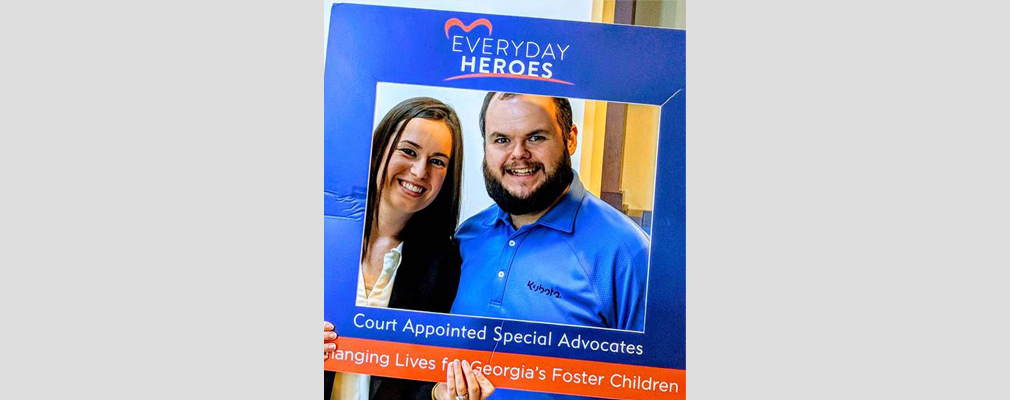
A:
[[396, 178, 427, 198]]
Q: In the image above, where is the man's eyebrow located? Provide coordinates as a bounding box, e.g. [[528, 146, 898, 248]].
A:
[[525, 129, 552, 137]]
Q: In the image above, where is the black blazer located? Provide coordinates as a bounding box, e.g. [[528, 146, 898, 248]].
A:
[[325, 237, 461, 400]]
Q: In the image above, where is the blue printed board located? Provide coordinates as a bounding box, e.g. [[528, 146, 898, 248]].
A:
[[324, 4, 684, 399]]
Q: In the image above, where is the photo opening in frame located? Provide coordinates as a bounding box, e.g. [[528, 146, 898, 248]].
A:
[[358, 82, 661, 334]]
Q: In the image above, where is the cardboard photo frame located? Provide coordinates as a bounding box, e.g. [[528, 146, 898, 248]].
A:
[[324, 4, 685, 399]]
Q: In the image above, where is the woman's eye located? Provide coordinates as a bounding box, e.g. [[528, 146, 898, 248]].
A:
[[430, 159, 446, 167], [398, 148, 416, 157]]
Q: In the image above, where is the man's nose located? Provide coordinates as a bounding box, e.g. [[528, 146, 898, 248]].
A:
[[509, 142, 530, 160]]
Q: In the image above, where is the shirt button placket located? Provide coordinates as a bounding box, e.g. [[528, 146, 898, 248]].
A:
[[500, 238, 516, 280], [494, 234, 521, 304]]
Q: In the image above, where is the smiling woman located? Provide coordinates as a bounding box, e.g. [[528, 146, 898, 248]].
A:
[[325, 97, 495, 400], [364, 98, 464, 253]]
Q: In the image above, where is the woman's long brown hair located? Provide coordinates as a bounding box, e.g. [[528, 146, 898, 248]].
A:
[[362, 97, 464, 258]]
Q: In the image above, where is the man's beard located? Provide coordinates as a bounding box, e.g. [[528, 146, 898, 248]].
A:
[[483, 153, 574, 216]]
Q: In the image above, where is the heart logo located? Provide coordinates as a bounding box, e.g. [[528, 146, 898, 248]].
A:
[[444, 18, 492, 39]]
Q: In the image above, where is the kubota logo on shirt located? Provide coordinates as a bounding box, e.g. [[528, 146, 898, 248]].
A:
[[527, 280, 562, 299]]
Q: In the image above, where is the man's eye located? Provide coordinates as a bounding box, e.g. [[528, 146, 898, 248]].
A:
[[493, 137, 509, 144], [398, 148, 416, 157], [529, 135, 546, 142], [430, 159, 446, 167]]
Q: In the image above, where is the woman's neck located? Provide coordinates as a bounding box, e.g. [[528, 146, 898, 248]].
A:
[[369, 202, 409, 246]]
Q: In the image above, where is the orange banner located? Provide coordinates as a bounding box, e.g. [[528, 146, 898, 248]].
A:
[[325, 337, 684, 399]]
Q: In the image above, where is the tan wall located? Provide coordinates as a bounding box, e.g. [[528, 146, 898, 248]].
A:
[[620, 104, 660, 212], [634, 0, 686, 29], [578, 100, 608, 196]]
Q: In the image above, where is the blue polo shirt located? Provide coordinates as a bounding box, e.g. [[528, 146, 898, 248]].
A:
[[452, 172, 649, 331]]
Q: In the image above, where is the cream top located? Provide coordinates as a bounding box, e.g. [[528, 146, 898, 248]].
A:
[[333, 242, 404, 400]]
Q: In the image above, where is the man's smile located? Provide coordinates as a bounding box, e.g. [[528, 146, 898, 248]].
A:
[[505, 165, 542, 177]]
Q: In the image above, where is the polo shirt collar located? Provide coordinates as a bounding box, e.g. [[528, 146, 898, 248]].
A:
[[482, 170, 585, 234]]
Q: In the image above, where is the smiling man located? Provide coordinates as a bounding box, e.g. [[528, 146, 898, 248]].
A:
[[451, 93, 650, 337]]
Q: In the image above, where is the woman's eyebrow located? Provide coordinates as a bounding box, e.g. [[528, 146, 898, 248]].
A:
[[401, 139, 449, 159]]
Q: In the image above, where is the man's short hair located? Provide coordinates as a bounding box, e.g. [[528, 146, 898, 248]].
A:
[[478, 92, 573, 142]]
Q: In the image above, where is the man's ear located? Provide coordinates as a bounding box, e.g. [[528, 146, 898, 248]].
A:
[[566, 125, 579, 155]]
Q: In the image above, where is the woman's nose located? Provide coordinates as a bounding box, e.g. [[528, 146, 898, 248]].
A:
[[410, 159, 428, 178]]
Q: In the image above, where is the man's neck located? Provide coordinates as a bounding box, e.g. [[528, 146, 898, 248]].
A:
[[508, 184, 572, 229]]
